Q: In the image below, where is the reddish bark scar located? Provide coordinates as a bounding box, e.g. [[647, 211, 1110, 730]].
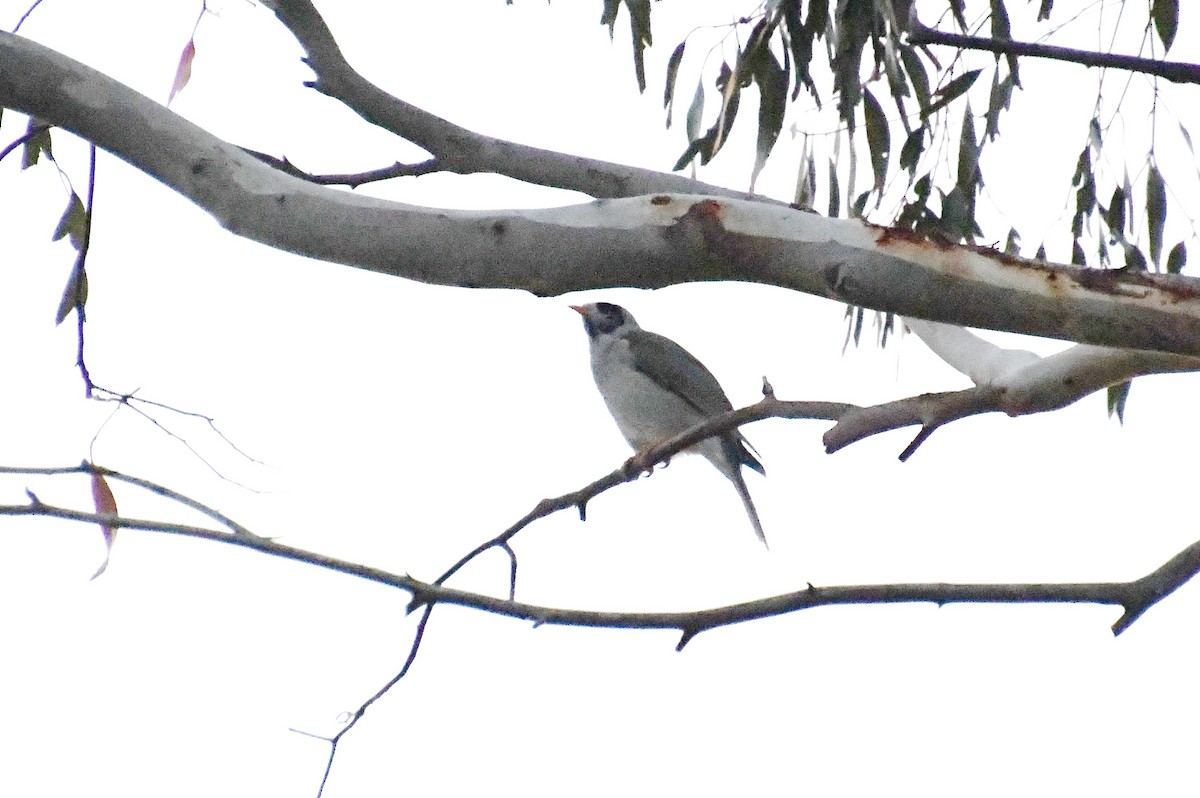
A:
[[667, 199, 768, 274], [869, 221, 1200, 303]]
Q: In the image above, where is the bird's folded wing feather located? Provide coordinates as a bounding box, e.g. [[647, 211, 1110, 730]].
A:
[[625, 331, 764, 475], [623, 331, 734, 417]]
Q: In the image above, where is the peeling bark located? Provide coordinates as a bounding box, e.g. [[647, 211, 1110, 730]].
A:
[[3, 32, 1200, 354]]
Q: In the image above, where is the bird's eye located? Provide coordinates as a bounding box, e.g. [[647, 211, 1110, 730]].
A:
[[596, 302, 622, 320]]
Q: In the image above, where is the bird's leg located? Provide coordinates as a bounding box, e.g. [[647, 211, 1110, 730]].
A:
[[623, 442, 673, 479], [623, 451, 655, 479]]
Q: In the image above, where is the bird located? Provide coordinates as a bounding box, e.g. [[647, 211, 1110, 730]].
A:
[[570, 302, 767, 546]]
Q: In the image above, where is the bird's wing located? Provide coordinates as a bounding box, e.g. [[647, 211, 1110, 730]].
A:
[[623, 330, 733, 417], [624, 330, 766, 476]]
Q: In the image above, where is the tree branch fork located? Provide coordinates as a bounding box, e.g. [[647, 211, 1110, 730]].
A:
[[4, 381, 1197, 646]]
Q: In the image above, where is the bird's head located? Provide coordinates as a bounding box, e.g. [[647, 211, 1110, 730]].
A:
[[570, 302, 640, 339]]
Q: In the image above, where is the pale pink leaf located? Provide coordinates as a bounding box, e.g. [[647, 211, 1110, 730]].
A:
[[89, 471, 118, 580], [168, 38, 196, 105]]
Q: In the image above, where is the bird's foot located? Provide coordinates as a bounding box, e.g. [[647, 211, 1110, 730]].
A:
[[623, 450, 669, 479]]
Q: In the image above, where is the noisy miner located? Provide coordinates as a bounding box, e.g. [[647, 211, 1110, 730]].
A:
[[570, 302, 767, 546]]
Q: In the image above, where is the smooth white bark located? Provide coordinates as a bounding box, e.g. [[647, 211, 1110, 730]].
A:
[[3, 31, 1200, 357]]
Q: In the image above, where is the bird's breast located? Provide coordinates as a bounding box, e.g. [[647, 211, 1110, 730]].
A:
[[590, 342, 709, 452]]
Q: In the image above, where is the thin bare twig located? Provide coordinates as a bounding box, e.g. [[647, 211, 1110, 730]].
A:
[[89, 386, 264, 488], [73, 144, 97, 397], [11, 0, 45, 33], [92, 385, 264, 465], [907, 21, 1200, 85], [298, 605, 433, 797], [242, 149, 441, 187], [0, 462, 258, 538]]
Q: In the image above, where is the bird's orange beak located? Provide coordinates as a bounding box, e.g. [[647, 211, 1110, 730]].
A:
[[569, 305, 587, 315]]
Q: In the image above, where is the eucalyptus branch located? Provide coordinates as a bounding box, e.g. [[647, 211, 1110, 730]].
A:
[[823, 386, 1006, 459], [907, 19, 1200, 85], [265, 0, 768, 202], [7, 451, 1196, 796], [1, 495, 1192, 641]]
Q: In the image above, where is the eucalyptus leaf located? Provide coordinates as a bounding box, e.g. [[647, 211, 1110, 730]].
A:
[[862, 87, 889, 193], [1107, 381, 1131, 424], [1151, 0, 1178, 52], [921, 69, 981, 118], [1146, 165, 1167, 268], [1167, 241, 1187, 274], [52, 192, 88, 250], [663, 41, 686, 126]]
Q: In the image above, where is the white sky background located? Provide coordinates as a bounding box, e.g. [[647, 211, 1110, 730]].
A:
[[1, 1, 1200, 796]]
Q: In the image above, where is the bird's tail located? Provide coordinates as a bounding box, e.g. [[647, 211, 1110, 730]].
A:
[[708, 438, 767, 547], [729, 466, 767, 548]]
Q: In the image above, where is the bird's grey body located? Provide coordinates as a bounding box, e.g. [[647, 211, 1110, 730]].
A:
[[571, 302, 767, 545]]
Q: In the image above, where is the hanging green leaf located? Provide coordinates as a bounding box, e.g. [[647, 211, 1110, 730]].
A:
[[921, 69, 981, 118], [1004, 228, 1021, 255], [899, 126, 925, 175], [862, 86, 889, 193], [708, 61, 741, 159], [674, 63, 740, 170], [601, 0, 652, 92], [1151, 0, 1178, 52], [1166, 241, 1187, 274], [957, 102, 979, 190], [1146, 164, 1167, 268], [807, 0, 829, 38], [1035, 243, 1047, 261], [1107, 381, 1131, 424], [940, 184, 976, 242], [21, 119, 52, 170], [782, 0, 820, 102], [1071, 151, 1096, 238], [52, 192, 88, 250], [600, 0, 620, 31], [948, 0, 967, 31], [55, 259, 88, 326], [851, 190, 870, 219], [832, 1, 873, 128], [989, 0, 1011, 40], [985, 70, 1014, 141], [828, 158, 841, 217], [627, 0, 652, 93], [879, 312, 895, 348], [913, 173, 931, 201], [988, 0, 1019, 80], [1102, 185, 1126, 239], [663, 41, 686, 126], [1072, 148, 1091, 185], [899, 46, 930, 112], [1071, 240, 1087, 265], [750, 47, 788, 191], [794, 146, 812, 208], [1124, 244, 1148, 272], [685, 78, 704, 144], [1037, 0, 1054, 21]]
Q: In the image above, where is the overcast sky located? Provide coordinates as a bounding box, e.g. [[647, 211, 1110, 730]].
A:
[[2, 1, 1200, 796]]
